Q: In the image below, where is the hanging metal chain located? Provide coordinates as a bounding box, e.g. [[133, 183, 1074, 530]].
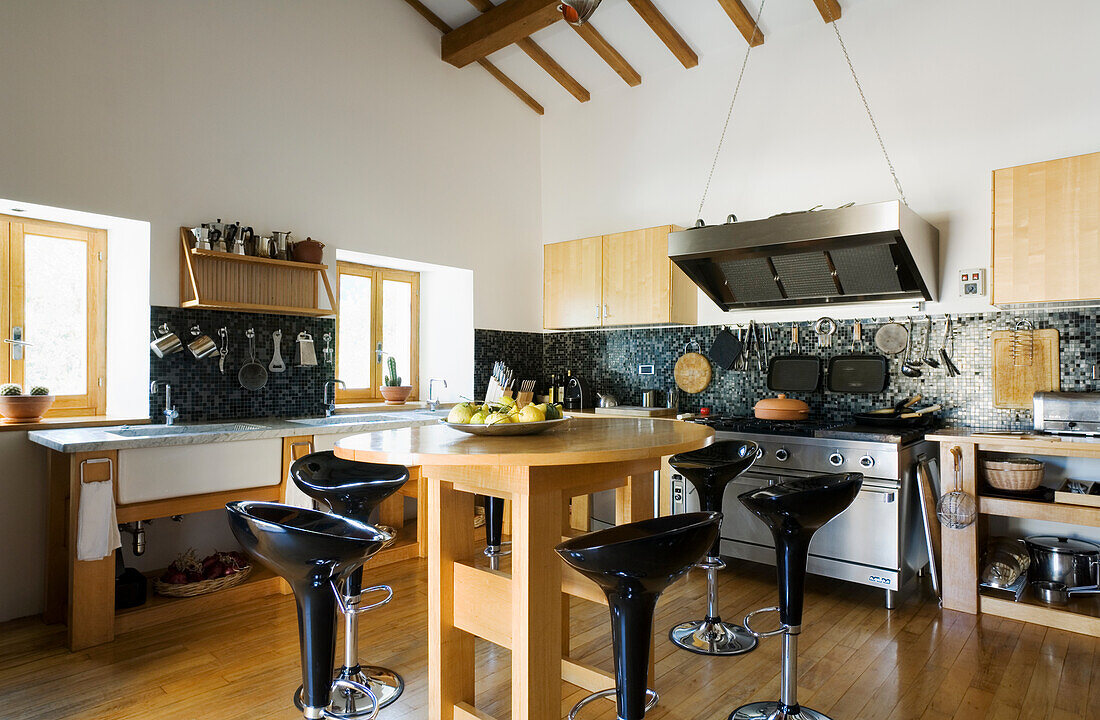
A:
[[822, 3, 908, 206], [695, 0, 769, 223]]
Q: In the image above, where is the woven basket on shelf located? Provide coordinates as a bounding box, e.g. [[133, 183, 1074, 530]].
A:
[[153, 565, 252, 598], [982, 457, 1044, 492]]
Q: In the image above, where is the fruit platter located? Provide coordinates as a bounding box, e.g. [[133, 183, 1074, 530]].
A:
[[153, 549, 252, 598], [441, 398, 571, 436]]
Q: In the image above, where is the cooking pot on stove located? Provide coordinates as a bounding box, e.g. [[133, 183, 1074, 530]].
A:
[[753, 394, 810, 421], [1025, 535, 1100, 587]]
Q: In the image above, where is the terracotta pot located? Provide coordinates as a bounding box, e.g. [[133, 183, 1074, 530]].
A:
[[291, 237, 325, 264], [753, 394, 810, 421], [0, 395, 56, 424], [379, 386, 413, 405]]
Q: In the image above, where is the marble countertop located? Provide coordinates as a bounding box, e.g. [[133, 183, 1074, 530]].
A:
[[27, 408, 449, 453]]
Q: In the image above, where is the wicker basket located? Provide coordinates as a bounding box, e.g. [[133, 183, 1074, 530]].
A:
[[153, 565, 252, 598], [982, 457, 1044, 492]]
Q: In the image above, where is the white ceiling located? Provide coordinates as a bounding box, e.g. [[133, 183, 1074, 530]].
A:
[[412, 0, 877, 112]]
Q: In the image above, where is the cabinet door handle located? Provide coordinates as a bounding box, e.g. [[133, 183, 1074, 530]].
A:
[[604, 304, 610, 319], [595, 304, 601, 322]]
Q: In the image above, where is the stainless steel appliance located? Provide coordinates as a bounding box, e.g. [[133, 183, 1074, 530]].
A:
[[1033, 392, 1100, 436], [667, 200, 939, 311], [667, 416, 935, 609]]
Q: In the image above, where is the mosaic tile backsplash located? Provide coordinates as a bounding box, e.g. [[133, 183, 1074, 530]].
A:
[[149, 306, 335, 422], [476, 309, 1100, 431]]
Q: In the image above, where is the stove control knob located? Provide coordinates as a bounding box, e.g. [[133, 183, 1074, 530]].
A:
[[775, 448, 790, 462], [755, 447, 765, 460], [828, 451, 845, 467], [859, 455, 875, 469]]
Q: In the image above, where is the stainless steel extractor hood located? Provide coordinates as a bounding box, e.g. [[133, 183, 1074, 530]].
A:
[[668, 201, 939, 311]]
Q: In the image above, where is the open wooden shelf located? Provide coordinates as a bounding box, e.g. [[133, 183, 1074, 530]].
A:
[[178, 227, 337, 317], [980, 585, 1100, 637], [980, 494, 1100, 526], [115, 565, 281, 635]]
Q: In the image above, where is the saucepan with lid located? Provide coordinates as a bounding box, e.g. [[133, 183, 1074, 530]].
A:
[[1025, 535, 1100, 587]]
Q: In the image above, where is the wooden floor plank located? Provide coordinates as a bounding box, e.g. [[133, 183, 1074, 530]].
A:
[[0, 556, 1097, 720]]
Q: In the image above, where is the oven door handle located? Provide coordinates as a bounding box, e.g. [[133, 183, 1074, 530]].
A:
[[861, 486, 896, 503]]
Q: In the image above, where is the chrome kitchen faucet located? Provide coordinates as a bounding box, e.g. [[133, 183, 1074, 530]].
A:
[[150, 380, 179, 426]]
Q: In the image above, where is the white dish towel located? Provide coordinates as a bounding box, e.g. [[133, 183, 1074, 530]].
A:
[[284, 466, 317, 510], [77, 463, 122, 561]]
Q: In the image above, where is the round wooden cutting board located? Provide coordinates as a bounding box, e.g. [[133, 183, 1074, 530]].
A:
[[674, 352, 712, 394]]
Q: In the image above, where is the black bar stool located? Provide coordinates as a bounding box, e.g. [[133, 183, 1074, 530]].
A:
[[226, 501, 391, 720], [556, 511, 721, 720], [730, 473, 863, 720], [667, 440, 760, 656], [483, 496, 510, 567], [291, 452, 410, 716]]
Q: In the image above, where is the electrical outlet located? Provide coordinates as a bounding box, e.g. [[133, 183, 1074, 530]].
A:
[[638, 364, 655, 375], [959, 268, 987, 297]]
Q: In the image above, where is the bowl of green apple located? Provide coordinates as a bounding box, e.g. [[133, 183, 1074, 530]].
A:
[[441, 398, 570, 436]]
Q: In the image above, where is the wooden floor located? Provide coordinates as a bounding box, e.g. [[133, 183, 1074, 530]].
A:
[[2, 555, 1099, 720]]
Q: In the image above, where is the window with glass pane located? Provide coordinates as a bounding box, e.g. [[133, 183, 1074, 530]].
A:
[[336, 262, 419, 402], [1, 216, 107, 416]]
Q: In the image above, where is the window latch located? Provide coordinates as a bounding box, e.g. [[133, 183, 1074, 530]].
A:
[[3, 327, 31, 360], [376, 342, 383, 364]]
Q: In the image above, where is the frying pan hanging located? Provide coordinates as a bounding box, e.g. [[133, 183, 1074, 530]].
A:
[[239, 329, 268, 391]]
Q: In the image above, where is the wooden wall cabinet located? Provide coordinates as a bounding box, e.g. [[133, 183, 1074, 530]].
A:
[[992, 151, 1100, 305], [543, 225, 697, 329]]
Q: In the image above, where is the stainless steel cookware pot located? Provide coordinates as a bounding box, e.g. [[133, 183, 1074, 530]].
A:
[[1025, 535, 1100, 587]]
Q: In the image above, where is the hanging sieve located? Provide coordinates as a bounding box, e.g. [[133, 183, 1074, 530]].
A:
[[937, 446, 976, 529]]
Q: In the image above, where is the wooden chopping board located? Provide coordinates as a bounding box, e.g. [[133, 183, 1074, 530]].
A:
[[674, 352, 712, 394], [594, 406, 678, 418], [992, 328, 1060, 409]]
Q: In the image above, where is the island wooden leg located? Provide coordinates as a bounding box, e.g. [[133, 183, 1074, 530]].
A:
[[511, 483, 563, 720], [427, 474, 475, 720]]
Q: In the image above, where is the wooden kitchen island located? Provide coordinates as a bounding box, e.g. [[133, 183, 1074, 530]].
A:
[[335, 417, 713, 720]]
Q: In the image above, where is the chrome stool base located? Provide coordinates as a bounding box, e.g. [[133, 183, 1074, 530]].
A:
[[669, 618, 757, 655], [295, 667, 403, 715], [483, 542, 511, 558], [569, 688, 659, 720], [729, 701, 832, 720], [300, 678, 379, 720]]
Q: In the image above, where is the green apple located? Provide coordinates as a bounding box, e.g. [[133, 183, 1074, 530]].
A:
[[447, 403, 476, 424]]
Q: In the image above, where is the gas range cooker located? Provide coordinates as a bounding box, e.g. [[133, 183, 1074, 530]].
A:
[[689, 415, 930, 445]]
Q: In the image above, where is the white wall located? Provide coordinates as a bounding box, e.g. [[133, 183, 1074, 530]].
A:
[[538, 0, 1100, 326], [0, 0, 543, 333]]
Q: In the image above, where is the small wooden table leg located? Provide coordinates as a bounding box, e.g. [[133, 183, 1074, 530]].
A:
[[427, 473, 476, 720], [512, 477, 564, 720], [65, 452, 118, 651]]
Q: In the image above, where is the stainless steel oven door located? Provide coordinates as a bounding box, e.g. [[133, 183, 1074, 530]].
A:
[[724, 467, 901, 573]]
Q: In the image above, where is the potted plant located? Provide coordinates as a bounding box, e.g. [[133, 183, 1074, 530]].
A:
[[0, 384, 56, 424], [379, 357, 413, 405]]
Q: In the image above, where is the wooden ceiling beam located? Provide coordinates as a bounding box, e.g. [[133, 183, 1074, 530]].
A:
[[466, 0, 590, 103], [626, 0, 697, 69], [441, 0, 561, 68], [402, 0, 544, 114], [811, 0, 842, 23], [571, 23, 642, 87], [715, 0, 764, 46]]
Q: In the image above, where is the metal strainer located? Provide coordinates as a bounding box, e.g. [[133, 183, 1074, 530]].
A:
[[937, 446, 976, 529]]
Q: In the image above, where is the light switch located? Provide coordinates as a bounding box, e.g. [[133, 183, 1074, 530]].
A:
[[959, 268, 986, 297]]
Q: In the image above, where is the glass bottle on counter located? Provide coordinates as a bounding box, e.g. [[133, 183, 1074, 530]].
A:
[[549, 374, 557, 403]]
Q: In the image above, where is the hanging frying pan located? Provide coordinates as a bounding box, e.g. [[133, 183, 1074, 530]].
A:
[[239, 329, 268, 391], [675, 341, 712, 394]]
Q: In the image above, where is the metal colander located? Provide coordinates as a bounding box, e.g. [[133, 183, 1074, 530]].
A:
[[937, 446, 976, 529]]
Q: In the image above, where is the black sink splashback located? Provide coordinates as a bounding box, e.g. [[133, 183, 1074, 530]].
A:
[[477, 308, 1100, 432], [149, 306, 335, 422]]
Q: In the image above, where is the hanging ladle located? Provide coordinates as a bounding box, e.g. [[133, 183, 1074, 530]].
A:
[[901, 319, 923, 378], [922, 317, 940, 368]]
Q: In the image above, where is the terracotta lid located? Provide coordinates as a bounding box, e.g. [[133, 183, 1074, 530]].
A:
[[753, 394, 809, 412]]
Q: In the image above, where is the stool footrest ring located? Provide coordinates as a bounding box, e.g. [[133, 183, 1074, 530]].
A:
[[743, 607, 790, 639], [319, 679, 379, 720], [484, 541, 512, 558], [568, 688, 658, 720]]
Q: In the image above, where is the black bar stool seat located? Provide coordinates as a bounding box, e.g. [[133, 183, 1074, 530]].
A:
[[226, 501, 391, 720], [730, 473, 863, 720], [292, 452, 410, 716], [557, 511, 721, 720], [667, 440, 759, 656]]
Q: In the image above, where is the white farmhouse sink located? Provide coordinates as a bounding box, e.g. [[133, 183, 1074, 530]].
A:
[[116, 438, 283, 504]]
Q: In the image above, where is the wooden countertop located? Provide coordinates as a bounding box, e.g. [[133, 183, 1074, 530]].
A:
[[927, 428, 1100, 458], [334, 417, 714, 466]]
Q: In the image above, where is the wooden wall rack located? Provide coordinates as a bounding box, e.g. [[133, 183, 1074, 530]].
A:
[[178, 228, 337, 317]]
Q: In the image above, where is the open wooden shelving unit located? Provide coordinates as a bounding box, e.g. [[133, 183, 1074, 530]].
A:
[[178, 228, 337, 317], [929, 430, 1100, 637]]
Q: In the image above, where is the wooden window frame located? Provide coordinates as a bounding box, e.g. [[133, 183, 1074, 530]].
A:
[[335, 261, 420, 404], [1, 215, 107, 417]]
